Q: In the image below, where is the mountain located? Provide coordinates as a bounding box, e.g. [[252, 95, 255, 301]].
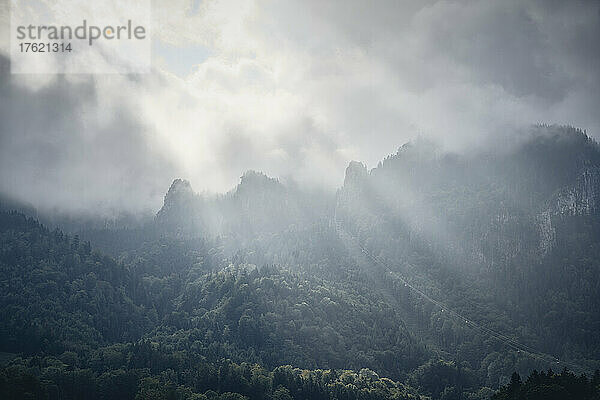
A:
[[156, 178, 199, 231], [336, 126, 600, 264], [334, 125, 600, 365], [0, 210, 426, 400], [155, 171, 330, 241], [2, 125, 600, 399], [146, 125, 600, 379], [0, 212, 152, 354]]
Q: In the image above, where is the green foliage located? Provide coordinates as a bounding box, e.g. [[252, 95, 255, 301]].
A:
[[162, 265, 425, 376], [0, 212, 152, 354], [409, 360, 476, 399], [0, 351, 424, 400], [0, 211, 426, 399], [2, 126, 600, 399], [491, 368, 600, 400], [336, 125, 600, 382]]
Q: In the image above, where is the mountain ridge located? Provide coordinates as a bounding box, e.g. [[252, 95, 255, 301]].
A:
[[2, 124, 600, 399]]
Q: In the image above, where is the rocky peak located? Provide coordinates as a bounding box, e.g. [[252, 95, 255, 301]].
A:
[[167, 178, 193, 194], [156, 179, 197, 223], [239, 170, 279, 185], [163, 179, 194, 205], [343, 161, 368, 189], [336, 161, 369, 214], [235, 170, 283, 198]]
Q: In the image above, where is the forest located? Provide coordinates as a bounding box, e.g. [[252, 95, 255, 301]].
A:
[[1, 125, 600, 399]]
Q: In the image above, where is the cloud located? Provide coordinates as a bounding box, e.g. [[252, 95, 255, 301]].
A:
[[0, 0, 599, 213], [0, 56, 178, 215]]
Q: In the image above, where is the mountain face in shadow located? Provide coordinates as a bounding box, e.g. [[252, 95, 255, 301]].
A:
[[155, 170, 332, 245], [156, 125, 600, 275], [152, 124, 600, 365], [336, 125, 600, 268], [3, 125, 600, 399], [334, 125, 600, 363]]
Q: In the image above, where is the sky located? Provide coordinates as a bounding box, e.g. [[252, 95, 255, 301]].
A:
[[0, 0, 599, 215]]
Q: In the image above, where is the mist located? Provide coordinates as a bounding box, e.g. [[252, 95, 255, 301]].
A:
[[1, 0, 599, 215], [3, 2, 600, 398]]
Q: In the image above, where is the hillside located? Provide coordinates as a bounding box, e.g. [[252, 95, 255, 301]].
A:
[[0, 211, 427, 399], [1, 125, 600, 399]]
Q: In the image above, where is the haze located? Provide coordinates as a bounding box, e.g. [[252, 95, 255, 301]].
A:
[[0, 0, 599, 215]]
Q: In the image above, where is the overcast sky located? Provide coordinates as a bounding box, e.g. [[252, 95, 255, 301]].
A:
[[1, 0, 599, 214]]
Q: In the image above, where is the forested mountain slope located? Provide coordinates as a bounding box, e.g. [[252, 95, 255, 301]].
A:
[[334, 125, 600, 374], [0, 212, 151, 354], [2, 125, 600, 399], [142, 125, 600, 389], [0, 211, 428, 399]]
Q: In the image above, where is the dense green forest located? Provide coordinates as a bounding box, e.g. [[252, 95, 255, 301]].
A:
[[1, 126, 600, 399], [492, 369, 600, 400], [0, 211, 427, 399], [335, 126, 600, 367]]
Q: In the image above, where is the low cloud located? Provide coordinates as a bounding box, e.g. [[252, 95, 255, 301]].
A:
[[0, 0, 598, 214], [0, 57, 178, 214]]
